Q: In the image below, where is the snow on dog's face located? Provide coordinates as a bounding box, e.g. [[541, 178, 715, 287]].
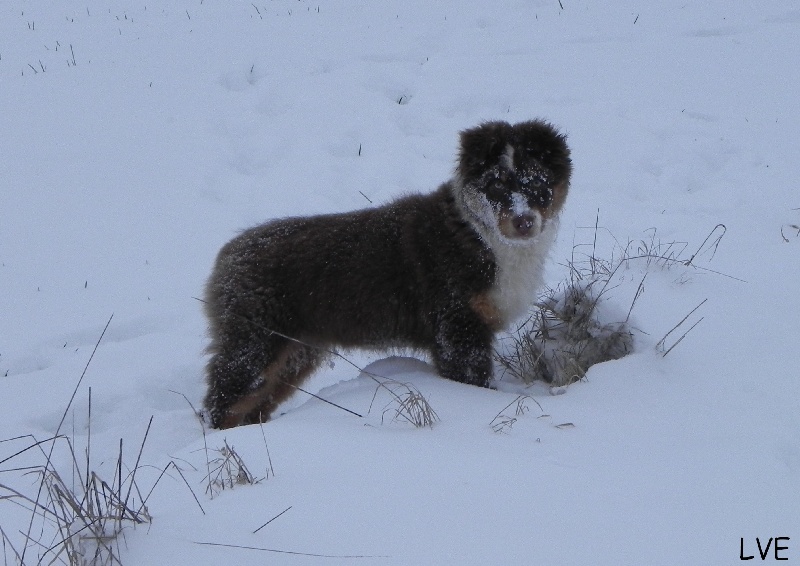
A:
[[455, 120, 572, 244]]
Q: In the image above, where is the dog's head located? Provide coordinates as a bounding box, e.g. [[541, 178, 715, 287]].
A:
[[454, 120, 572, 244]]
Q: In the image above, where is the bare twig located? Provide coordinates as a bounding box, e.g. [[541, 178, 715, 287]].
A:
[[684, 224, 726, 266], [656, 299, 707, 357], [121, 416, 153, 516], [626, 273, 647, 323], [258, 422, 275, 479], [168, 389, 214, 500], [168, 462, 206, 516], [660, 317, 703, 357], [781, 224, 800, 242], [192, 540, 388, 559], [280, 381, 363, 418], [252, 506, 292, 534]]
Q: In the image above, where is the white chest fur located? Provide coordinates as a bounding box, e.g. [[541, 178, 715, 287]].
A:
[[485, 219, 558, 327], [452, 179, 561, 328]]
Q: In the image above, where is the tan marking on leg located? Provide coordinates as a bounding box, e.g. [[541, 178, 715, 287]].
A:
[[220, 343, 297, 429], [470, 293, 504, 331], [246, 356, 321, 423]]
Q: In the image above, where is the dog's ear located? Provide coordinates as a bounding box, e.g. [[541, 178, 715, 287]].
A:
[[512, 120, 572, 182], [458, 121, 511, 179]]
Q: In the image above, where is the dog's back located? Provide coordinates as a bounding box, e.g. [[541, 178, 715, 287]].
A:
[[205, 185, 493, 350]]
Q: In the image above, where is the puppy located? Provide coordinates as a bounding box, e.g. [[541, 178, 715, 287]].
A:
[[203, 120, 572, 428]]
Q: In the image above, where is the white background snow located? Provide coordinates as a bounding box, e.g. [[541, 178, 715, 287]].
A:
[[1, 1, 798, 564]]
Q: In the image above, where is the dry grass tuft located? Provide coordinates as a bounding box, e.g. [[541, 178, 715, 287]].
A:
[[489, 395, 541, 433], [0, 319, 203, 566], [497, 220, 733, 386], [0, 426, 156, 566], [497, 261, 635, 387], [204, 440, 263, 497], [367, 375, 439, 428], [381, 385, 440, 428]]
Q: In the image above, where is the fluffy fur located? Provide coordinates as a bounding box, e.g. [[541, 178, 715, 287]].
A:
[[203, 119, 572, 428]]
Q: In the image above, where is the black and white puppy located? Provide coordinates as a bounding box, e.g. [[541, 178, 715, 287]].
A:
[[203, 120, 572, 428]]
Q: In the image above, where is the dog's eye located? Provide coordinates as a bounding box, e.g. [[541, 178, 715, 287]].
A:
[[532, 186, 554, 208], [519, 176, 542, 189], [486, 179, 506, 200]]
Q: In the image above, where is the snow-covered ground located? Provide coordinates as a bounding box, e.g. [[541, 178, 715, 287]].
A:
[[1, 1, 798, 564]]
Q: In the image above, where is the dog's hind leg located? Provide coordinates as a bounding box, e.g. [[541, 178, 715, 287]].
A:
[[204, 329, 290, 428], [241, 343, 324, 424]]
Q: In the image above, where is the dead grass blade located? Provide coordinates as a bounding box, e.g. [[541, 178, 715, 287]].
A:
[[252, 505, 292, 534], [192, 540, 389, 559], [684, 224, 726, 266], [656, 299, 707, 357]]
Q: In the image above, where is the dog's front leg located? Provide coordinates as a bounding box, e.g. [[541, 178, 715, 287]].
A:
[[431, 310, 494, 388]]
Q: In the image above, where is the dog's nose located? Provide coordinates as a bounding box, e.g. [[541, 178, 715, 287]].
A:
[[512, 214, 535, 236]]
